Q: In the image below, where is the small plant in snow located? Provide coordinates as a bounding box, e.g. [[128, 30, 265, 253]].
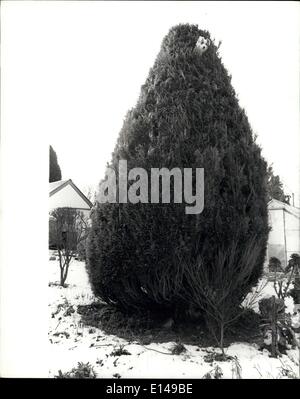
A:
[[277, 359, 298, 379], [259, 296, 290, 357], [55, 362, 97, 379], [51, 299, 70, 317], [170, 342, 186, 355], [202, 365, 223, 379], [231, 356, 242, 379], [273, 256, 295, 300], [261, 254, 300, 361], [96, 359, 104, 367], [110, 345, 131, 356], [204, 351, 232, 363], [63, 305, 75, 317], [53, 331, 70, 339]]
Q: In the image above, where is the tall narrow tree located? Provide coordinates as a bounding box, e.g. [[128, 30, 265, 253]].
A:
[[266, 165, 289, 204], [87, 24, 269, 316], [49, 145, 62, 183]]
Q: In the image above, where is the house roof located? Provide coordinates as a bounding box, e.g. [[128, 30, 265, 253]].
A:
[[268, 198, 300, 219], [49, 179, 93, 208], [49, 180, 69, 194]]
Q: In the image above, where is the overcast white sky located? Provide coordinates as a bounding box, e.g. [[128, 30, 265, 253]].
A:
[[2, 1, 300, 204]]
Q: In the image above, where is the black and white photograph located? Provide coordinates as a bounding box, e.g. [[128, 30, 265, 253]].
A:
[[1, 1, 300, 382]]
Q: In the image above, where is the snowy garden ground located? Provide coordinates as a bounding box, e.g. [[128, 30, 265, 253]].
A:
[[48, 258, 299, 379]]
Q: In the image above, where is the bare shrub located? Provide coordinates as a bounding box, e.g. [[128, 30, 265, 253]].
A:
[[50, 207, 89, 286], [178, 236, 265, 356]]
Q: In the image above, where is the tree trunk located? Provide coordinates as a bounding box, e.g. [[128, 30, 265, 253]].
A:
[[220, 323, 225, 357], [58, 250, 65, 287], [60, 268, 64, 286], [61, 259, 71, 287]]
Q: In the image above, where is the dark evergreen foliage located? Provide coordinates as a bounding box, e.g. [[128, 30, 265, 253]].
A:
[[86, 24, 269, 316], [49, 145, 62, 182], [266, 165, 289, 204]]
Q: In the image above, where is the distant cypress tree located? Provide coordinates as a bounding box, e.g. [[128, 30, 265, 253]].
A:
[[266, 165, 289, 203], [86, 24, 269, 316], [49, 145, 62, 182]]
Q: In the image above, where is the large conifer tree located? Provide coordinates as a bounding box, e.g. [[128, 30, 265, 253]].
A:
[[86, 24, 269, 316]]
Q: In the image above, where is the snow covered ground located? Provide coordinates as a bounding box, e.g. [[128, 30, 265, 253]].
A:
[[48, 258, 299, 379]]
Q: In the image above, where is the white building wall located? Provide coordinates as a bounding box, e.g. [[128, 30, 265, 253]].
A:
[[268, 208, 286, 266], [285, 211, 300, 260], [49, 184, 90, 218], [267, 201, 300, 268]]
